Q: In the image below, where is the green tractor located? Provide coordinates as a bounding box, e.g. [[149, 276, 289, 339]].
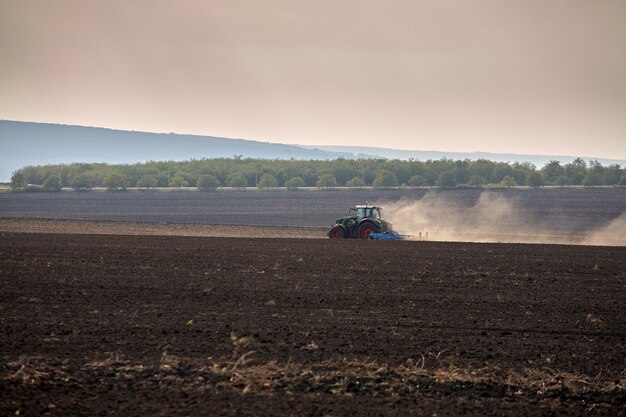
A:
[[327, 203, 394, 240]]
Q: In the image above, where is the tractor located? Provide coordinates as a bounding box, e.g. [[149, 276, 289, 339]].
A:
[[327, 203, 395, 240]]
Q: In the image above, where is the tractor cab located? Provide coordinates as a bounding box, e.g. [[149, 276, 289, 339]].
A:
[[352, 205, 382, 220]]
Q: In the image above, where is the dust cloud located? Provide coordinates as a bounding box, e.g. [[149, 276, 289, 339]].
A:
[[581, 212, 626, 247], [382, 192, 626, 246]]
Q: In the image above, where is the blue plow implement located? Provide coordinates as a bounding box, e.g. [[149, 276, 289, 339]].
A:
[[368, 231, 411, 241]]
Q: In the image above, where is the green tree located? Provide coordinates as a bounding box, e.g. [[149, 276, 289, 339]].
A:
[[285, 176, 305, 190], [10, 172, 26, 191], [493, 163, 514, 185], [541, 160, 564, 184], [43, 175, 62, 192], [169, 175, 189, 189], [619, 171, 626, 186], [408, 175, 426, 187], [71, 174, 93, 191], [136, 175, 158, 190], [227, 173, 248, 189], [556, 175, 572, 187], [16, 157, 622, 193], [511, 162, 532, 186], [467, 174, 485, 188], [527, 171, 545, 188], [331, 158, 359, 185], [258, 173, 278, 190], [499, 175, 516, 188], [603, 164, 622, 185], [582, 172, 603, 187], [155, 172, 170, 187], [472, 159, 497, 183], [582, 160, 605, 187], [197, 174, 220, 190], [346, 176, 366, 188], [565, 158, 587, 185], [104, 172, 129, 191], [316, 173, 337, 189], [435, 171, 457, 188], [373, 169, 399, 188]]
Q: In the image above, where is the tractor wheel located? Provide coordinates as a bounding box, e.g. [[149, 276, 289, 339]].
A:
[[358, 221, 380, 240], [328, 224, 347, 239]]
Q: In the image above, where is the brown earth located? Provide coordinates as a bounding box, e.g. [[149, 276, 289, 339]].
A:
[[1, 231, 625, 416], [2, 187, 626, 246], [1, 188, 625, 233], [0, 218, 327, 239]]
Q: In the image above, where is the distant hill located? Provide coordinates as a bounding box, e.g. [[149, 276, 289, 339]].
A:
[[306, 145, 626, 169], [2, 120, 624, 182], [0, 120, 359, 181]]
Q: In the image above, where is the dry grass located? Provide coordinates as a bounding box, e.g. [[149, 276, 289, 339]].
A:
[[5, 356, 69, 384], [585, 313, 605, 328], [4, 347, 625, 399], [196, 347, 626, 397]]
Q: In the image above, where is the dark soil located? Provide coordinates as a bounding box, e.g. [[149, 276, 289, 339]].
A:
[[1, 188, 625, 232], [1, 232, 625, 416]]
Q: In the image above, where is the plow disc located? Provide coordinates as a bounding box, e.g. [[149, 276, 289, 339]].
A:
[[367, 231, 411, 241]]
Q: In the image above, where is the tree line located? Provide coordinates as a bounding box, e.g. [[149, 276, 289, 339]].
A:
[[9, 157, 626, 191]]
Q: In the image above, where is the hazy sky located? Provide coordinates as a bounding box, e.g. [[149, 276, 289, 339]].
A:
[[1, 0, 625, 158]]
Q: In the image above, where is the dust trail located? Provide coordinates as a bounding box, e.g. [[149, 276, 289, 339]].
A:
[[381, 192, 625, 246], [581, 212, 626, 246]]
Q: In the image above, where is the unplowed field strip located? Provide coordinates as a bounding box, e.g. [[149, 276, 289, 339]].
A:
[[0, 218, 327, 239]]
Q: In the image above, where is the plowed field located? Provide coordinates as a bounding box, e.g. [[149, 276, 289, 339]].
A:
[[1, 232, 625, 416], [1, 187, 625, 232]]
